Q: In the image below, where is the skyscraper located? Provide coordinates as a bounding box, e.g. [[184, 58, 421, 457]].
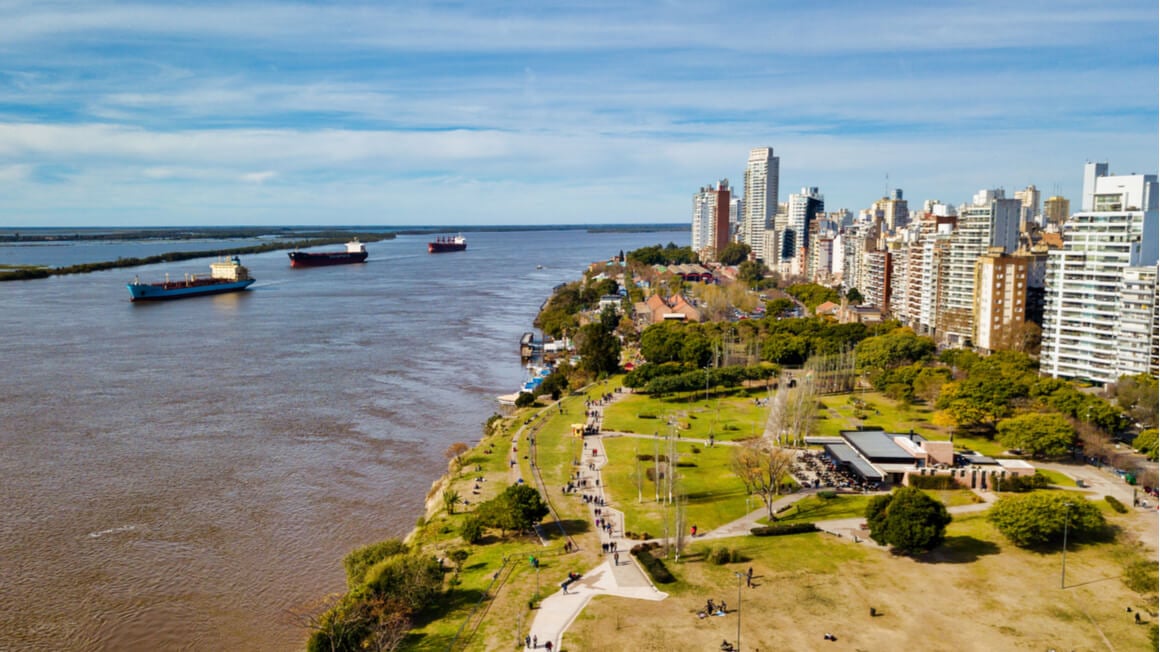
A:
[[1041, 165, 1159, 384], [691, 179, 732, 259], [742, 147, 778, 261], [786, 187, 824, 261], [1043, 195, 1070, 228]]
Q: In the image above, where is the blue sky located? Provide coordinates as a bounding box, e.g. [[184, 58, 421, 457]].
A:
[[0, 0, 1156, 227]]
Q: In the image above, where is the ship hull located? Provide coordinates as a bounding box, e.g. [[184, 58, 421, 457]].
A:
[[427, 242, 467, 253], [127, 279, 256, 301], [288, 251, 369, 267]]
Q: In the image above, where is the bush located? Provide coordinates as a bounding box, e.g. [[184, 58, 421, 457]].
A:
[[515, 391, 537, 408], [459, 516, 484, 544], [750, 522, 818, 537], [1104, 495, 1128, 513], [995, 473, 1050, 492], [817, 490, 837, 500], [708, 547, 743, 565], [632, 548, 676, 583], [343, 539, 407, 588]]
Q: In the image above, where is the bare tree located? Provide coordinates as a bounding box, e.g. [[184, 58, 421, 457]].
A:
[[731, 441, 796, 519], [782, 374, 818, 447], [445, 442, 470, 473]]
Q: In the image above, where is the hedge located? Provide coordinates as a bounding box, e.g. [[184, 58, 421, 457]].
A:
[[750, 522, 818, 537], [906, 474, 960, 490], [632, 548, 676, 583], [1105, 495, 1128, 513]]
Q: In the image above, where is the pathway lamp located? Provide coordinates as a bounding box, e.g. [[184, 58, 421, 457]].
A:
[[733, 571, 743, 651], [1060, 502, 1073, 589]]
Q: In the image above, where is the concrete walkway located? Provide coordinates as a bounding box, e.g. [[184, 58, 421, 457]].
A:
[[526, 390, 669, 651]]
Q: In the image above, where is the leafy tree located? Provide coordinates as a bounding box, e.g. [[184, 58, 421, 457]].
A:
[[784, 283, 840, 311], [912, 367, 952, 403], [343, 539, 407, 588], [736, 260, 765, 285], [459, 516, 484, 544], [765, 297, 795, 319], [996, 413, 1075, 458], [1112, 373, 1159, 428], [730, 441, 796, 519], [639, 321, 689, 364], [718, 242, 751, 265], [988, 492, 1106, 547], [364, 553, 444, 614], [577, 320, 621, 376], [514, 391, 536, 408], [865, 486, 951, 555], [854, 328, 935, 371], [762, 333, 810, 365], [626, 243, 698, 266], [1133, 428, 1159, 461], [845, 287, 864, 305], [478, 484, 549, 535]]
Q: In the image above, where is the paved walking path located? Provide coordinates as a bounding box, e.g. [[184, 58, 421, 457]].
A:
[[526, 389, 668, 651]]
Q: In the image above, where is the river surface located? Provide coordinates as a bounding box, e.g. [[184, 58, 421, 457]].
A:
[[0, 228, 674, 651]]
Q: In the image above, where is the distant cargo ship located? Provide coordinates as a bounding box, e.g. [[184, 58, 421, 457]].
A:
[[428, 234, 466, 253], [127, 257, 255, 301], [288, 239, 368, 267]]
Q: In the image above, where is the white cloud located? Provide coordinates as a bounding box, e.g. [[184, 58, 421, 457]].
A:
[[240, 170, 277, 183]]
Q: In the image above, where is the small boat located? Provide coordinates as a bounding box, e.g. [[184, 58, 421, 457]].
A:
[[536, 264, 544, 270], [127, 257, 255, 301], [288, 239, 368, 267], [428, 234, 466, 253]]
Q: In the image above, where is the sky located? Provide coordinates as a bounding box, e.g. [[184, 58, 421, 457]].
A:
[[0, 0, 1156, 227]]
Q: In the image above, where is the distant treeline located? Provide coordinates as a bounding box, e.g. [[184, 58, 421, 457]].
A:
[[0, 233, 395, 282]]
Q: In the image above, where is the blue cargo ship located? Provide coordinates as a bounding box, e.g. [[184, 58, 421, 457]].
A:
[[127, 257, 255, 301]]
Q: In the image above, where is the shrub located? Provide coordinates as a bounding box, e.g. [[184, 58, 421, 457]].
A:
[[459, 516, 484, 544], [750, 522, 818, 536], [708, 547, 743, 565], [343, 539, 408, 588], [632, 548, 675, 583], [1104, 495, 1128, 513], [995, 473, 1050, 492], [817, 490, 837, 500]]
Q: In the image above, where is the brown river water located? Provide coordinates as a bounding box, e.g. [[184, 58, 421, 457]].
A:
[[0, 229, 668, 650]]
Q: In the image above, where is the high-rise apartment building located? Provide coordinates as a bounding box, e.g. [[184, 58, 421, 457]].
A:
[[1041, 165, 1159, 384], [939, 190, 1021, 346], [742, 147, 779, 261], [786, 187, 824, 261], [691, 179, 732, 260], [1014, 184, 1041, 228], [1043, 195, 1070, 228], [974, 248, 1029, 351]]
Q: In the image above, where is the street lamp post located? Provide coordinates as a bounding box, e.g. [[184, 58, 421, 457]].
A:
[[733, 571, 743, 651], [1060, 502, 1073, 589]]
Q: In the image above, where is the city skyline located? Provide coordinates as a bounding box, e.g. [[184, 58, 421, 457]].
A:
[[0, 0, 1156, 227]]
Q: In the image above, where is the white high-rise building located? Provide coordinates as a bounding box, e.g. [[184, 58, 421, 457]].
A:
[[1041, 166, 1159, 384], [742, 147, 779, 261], [786, 187, 824, 262], [691, 179, 732, 259], [940, 190, 1021, 346]]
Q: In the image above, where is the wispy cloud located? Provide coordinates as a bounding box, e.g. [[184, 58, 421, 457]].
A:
[[0, 0, 1155, 226]]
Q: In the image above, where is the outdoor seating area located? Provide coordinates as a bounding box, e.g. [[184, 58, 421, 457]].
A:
[[793, 450, 883, 492]]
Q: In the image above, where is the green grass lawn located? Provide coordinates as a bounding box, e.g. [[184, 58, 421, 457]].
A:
[[817, 392, 939, 435], [1034, 468, 1074, 486], [602, 390, 769, 442], [767, 494, 873, 525], [600, 436, 752, 538]]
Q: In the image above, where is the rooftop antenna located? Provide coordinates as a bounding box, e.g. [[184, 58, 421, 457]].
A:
[[884, 173, 889, 199]]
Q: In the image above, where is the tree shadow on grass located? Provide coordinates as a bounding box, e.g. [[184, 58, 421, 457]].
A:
[[921, 536, 1000, 563], [552, 519, 592, 537]]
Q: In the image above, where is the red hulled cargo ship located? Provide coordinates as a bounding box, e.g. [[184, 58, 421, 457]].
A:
[[288, 239, 369, 267], [427, 234, 466, 253]]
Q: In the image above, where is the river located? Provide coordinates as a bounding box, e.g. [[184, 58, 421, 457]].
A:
[[0, 228, 675, 650]]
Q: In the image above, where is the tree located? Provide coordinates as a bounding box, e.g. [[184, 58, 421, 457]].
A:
[[459, 515, 483, 544], [577, 318, 621, 376], [364, 553, 444, 614], [854, 327, 935, 371], [784, 283, 840, 311], [343, 539, 407, 588], [730, 441, 796, 519], [996, 413, 1075, 458], [445, 442, 469, 471], [514, 391, 536, 408], [479, 484, 549, 535], [845, 287, 863, 305], [718, 242, 751, 265], [765, 297, 795, 319], [736, 260, 765, 285], [864, 486, 951, 555], [1134, 428, 1158, 461], [988, 492, 1106, 547], [1111, 373, 1159, 428]]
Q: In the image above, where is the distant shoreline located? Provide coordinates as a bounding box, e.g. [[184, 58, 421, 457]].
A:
[[0, 223, 688, 240]]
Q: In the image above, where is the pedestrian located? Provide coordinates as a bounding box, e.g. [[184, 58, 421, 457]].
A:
[[746, 566, 753, 588], [614, 552, 620, 565], [545, 641, 553, 652], [525, 634, 531, 648], [533, 634, 537, 648], [691, 524, 697, 537]]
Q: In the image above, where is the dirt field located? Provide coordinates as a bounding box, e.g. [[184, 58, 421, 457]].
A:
[[564, 512, 1158, 652]]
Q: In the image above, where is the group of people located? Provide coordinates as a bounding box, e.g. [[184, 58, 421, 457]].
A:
[[793, 451, 880, 492], [524, 634, 552, 651]]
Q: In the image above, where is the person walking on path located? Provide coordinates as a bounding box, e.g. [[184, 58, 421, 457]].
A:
[[614, 552, 620, 566], [746, 566, 753, 588]]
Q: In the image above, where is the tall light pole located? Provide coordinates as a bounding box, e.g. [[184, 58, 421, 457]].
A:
[[733, 571, 743, 651], [1060, 502, 1073, 589]]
